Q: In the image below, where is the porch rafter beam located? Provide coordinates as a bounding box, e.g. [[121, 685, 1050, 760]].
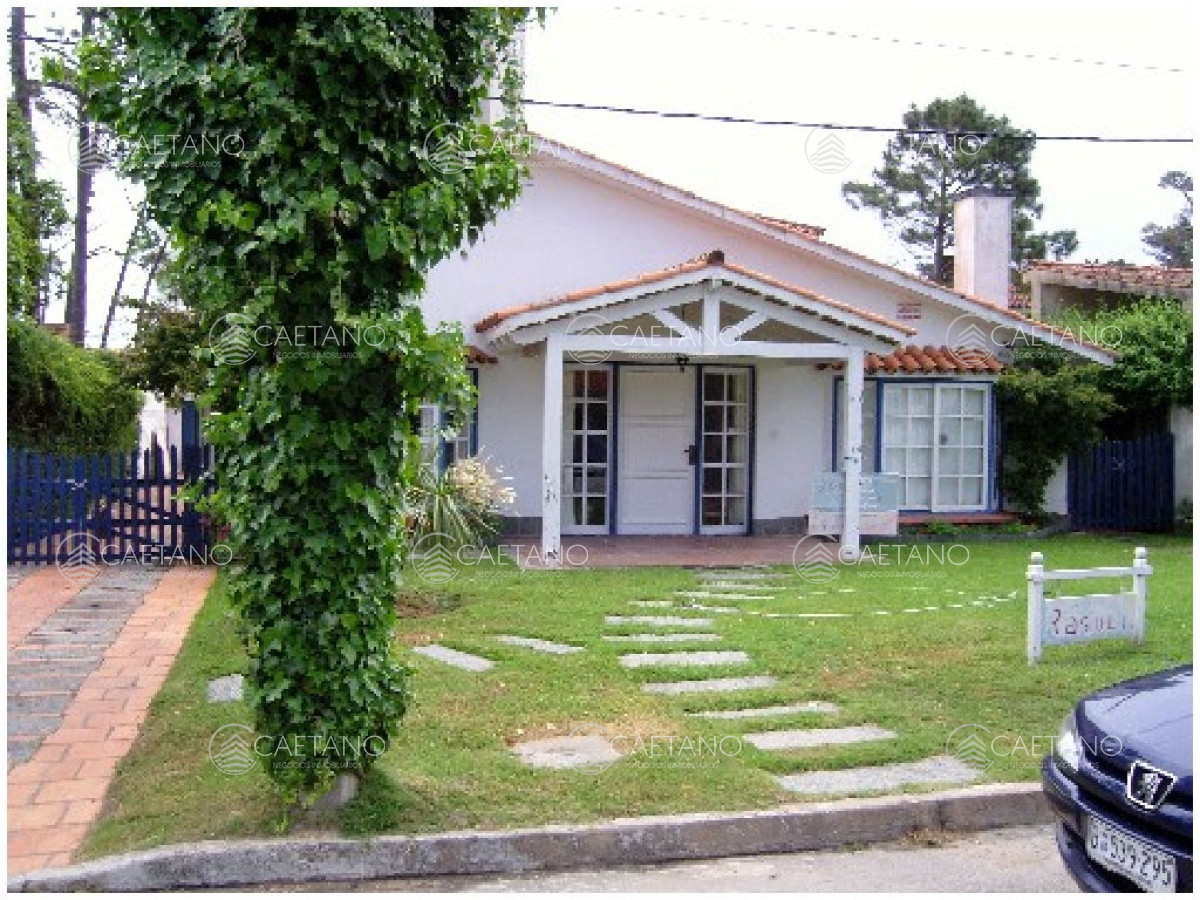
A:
[[721, 310, 769, 342], [652, 308, 701, 345]]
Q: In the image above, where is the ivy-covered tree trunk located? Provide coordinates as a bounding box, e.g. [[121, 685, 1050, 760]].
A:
[[86, 8, 530, 797]]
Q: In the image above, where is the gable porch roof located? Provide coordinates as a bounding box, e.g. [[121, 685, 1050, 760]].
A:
[[475, 250, 916, 349]]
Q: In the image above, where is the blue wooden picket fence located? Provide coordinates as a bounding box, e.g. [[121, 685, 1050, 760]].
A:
[[7, 442, 214, 565], [1068, 432, 1175, 532]]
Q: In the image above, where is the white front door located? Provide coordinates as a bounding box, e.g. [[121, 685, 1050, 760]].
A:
[[618, 367, 695, 534]]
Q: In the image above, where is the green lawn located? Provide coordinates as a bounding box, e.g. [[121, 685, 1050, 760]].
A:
[[81, 534, 1192, 860]]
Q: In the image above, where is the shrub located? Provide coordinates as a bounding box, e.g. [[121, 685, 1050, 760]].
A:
[[7, 316, 141, 452]]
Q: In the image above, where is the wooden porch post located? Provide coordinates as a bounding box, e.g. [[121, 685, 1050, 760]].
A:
[[541, 334, 564, 565], [842, 346, 864, 562]]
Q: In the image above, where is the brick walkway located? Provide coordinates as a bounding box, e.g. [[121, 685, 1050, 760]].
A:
[[7, 566, 215, 876], [7, 565, 99, 651]]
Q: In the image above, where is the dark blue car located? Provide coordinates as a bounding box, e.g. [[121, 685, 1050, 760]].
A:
[[1042, 664, 1192, 892]]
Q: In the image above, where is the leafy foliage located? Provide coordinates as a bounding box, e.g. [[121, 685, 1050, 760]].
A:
[[1054, 298, 1193, 413], [407, 456, 515, 548], [842, 94, 1076, 283], [7, 315, 141, 452], [995, 356, 1114, 516], [84, 8, 531, 799], [1142, 171, 1192, 268], [6, 101, 68, 318]]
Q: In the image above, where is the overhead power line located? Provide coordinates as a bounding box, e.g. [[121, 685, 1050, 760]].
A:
[[515, 98, 1194, 144], [610, 6, 1189, 76]]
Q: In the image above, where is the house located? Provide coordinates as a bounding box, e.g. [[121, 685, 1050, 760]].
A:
[[1024, 261, 1193, 509], [1026, 262, 1192, 320], [419, 137, 1115, 562]]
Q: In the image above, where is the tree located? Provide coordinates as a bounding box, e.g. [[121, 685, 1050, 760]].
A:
[[85, 8, 532, 801], [1142, 171, 1193, 267], [7, 101, 68, 318], [843, 94, 1076, 284]]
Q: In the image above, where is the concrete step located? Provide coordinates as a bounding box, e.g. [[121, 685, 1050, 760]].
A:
[[619, 651, 751, 669], [744, 725, 896, 751], [686, 701, 840, 719], [775, 755, 980, 796], [641, 675, 779, 695]]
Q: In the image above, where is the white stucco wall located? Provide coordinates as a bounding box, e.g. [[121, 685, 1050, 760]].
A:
[[1170, 405, 1192, 506], [475, 353, 545, 519], [422, 161, 998, 351], [753, 362, 832, 520], [1043, 457, 1070, 516]]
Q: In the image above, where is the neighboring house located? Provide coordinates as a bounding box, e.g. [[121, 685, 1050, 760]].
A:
[[1026, 262, 1192, 320], [1025, 261, 1193, 509], [419, 138, 1114, 561]]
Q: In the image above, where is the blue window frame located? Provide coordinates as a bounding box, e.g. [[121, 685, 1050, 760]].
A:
[[419, 368, 479, 471]]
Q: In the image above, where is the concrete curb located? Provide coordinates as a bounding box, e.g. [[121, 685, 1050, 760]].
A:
[[9, 783, 1052, 891]]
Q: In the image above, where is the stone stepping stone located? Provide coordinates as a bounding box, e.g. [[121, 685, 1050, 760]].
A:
[[684, 604, 741, 614], [606, 616, 713, 628], [628, 600, 676, 608], [698, 584, 766, 592], [619, 650, 751, 669], [602, 633, 723, 643], [206, 674, 245, 703], [675, 591, 775, 601], [495, 635, 583, 655], [698, 571, 785, 580], [642, 675, 779, 695], [412, 644, 495, 672], [687, 701, 840, 719], [775, 755, 979, 795], [744, 725, 896, 751], [513, 734, 621, 771]]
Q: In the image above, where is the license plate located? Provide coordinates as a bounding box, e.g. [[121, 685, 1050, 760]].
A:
[[1086, 814, 1177, 892]]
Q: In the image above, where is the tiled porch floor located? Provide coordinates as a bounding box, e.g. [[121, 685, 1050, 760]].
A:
[[540, 535, 817, 568]]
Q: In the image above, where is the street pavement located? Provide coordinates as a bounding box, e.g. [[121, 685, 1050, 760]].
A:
[[264, 824, 1077, 892]]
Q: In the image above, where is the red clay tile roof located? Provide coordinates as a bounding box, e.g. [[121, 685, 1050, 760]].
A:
[[1027, 261, 1192, 293], [821, 345, 1005, 374], [474, 250, 916, 338], [750, 215, 826, 241]]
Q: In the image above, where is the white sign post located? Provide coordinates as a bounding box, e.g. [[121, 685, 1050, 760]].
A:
[[1027, 547, 1151, 664]]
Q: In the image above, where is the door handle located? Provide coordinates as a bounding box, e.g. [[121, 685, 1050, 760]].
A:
[[685, 443, 698, 465]]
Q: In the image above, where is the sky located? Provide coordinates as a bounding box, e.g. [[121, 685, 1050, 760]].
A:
[[17, 2, 1198, 348]]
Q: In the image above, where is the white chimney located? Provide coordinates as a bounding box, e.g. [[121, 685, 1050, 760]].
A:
[[953, 189, 1014, 305]]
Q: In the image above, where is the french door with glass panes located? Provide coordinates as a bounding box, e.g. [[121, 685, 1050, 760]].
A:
[[561, 366, 612, 534], [699, 367, 751, 534], [881, 383, 989, 511]]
